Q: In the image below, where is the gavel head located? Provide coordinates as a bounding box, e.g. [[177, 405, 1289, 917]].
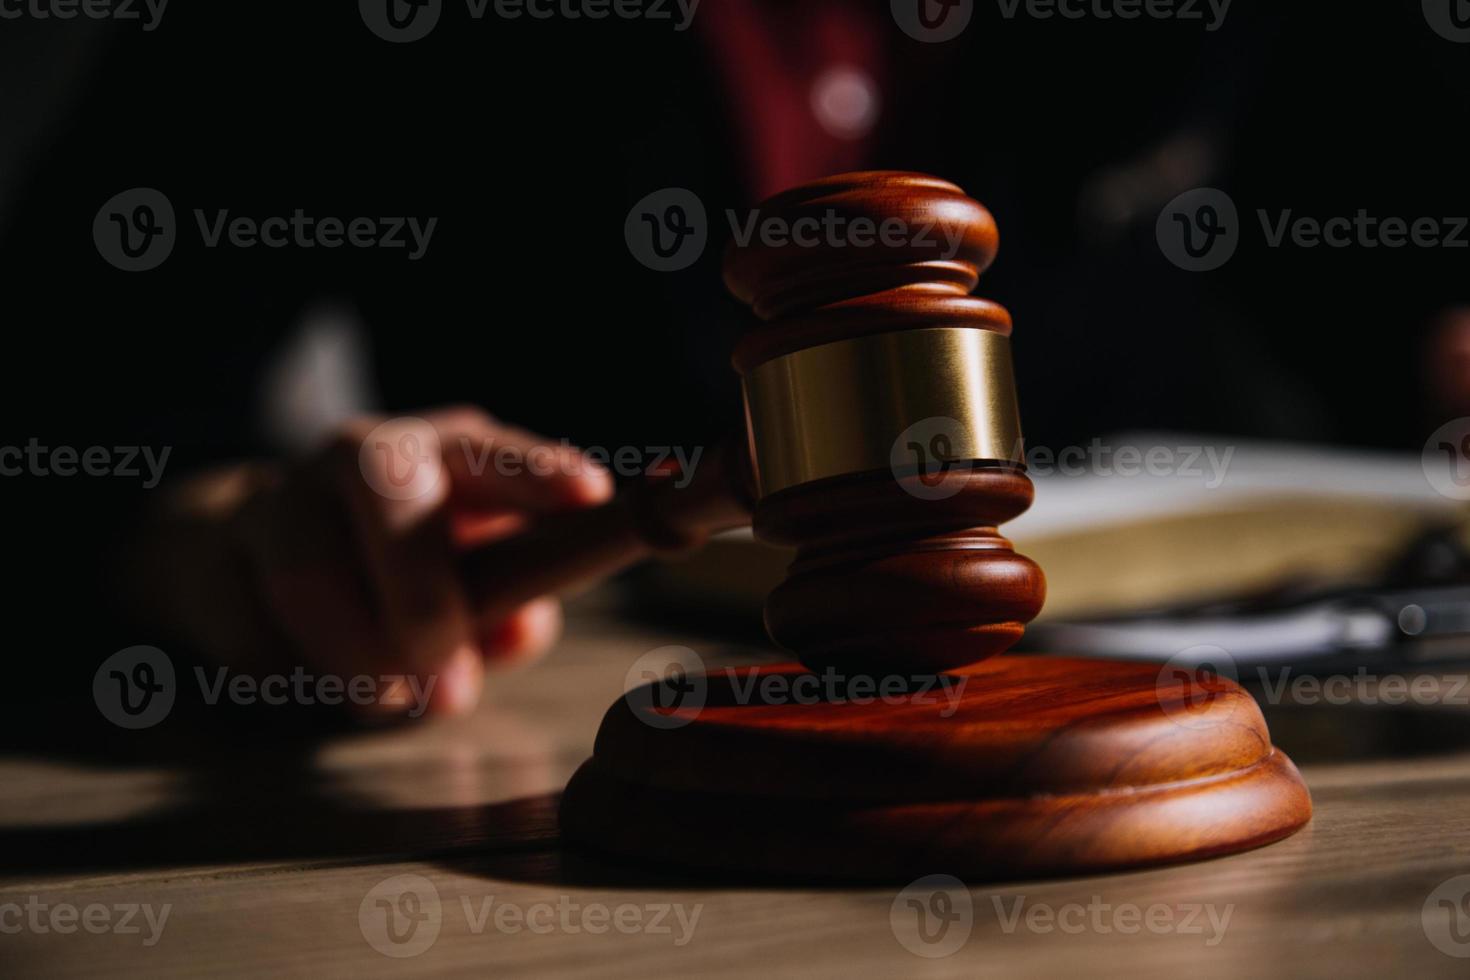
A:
[[724, 171, 1045, 676]]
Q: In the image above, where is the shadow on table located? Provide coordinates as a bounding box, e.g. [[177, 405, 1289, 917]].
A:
[[0, 699, 566, 875], [2, 694, 1470, 889]]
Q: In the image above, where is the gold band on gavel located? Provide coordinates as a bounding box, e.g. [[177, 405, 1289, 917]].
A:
[[741, 327, 1025, 498]]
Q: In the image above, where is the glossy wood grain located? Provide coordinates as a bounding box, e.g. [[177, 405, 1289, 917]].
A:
[[727, 171, 1044, 676], [562, 171, 1309, 880], [562, 656, 1311, 880], [723, 171, 1007, 364]]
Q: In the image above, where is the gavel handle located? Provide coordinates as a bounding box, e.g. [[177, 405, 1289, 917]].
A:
[[457, 442, 755, 623]]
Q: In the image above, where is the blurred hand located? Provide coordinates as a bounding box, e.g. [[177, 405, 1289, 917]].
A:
[[121, 407, 613, 720]]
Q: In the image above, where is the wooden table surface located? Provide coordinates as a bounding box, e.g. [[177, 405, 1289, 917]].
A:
[[4, 593, 1470, 978]]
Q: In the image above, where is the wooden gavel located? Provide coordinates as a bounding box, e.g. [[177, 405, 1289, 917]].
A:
[[552, 171, 1310, 882], [460, 171, 1045, 676]]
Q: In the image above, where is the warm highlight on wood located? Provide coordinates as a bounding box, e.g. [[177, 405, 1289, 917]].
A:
[[563, 656, 1313, 880], [560, 171, 1312, 881], [729, 171, 1044, 676]]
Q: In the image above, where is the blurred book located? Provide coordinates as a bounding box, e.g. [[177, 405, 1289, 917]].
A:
[[631, 436, 1464, 635]]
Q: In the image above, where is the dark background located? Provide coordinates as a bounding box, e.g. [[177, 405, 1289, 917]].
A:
[[1, 1, 1466, 674]]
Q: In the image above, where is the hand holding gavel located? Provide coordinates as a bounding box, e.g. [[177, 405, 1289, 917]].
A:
[[121, 407, 752, 720]]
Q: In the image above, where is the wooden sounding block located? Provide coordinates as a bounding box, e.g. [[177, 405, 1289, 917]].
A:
[[563, 658, 1309, 880], [558, 172, 1311, 880]]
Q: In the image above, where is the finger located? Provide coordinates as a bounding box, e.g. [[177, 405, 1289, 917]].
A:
[[449, 510, 527, 549], [425, 407, 614, 514], [480, 596, 563, 667], [328, 418, 480, 707], [394, 642, 484, 717]]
